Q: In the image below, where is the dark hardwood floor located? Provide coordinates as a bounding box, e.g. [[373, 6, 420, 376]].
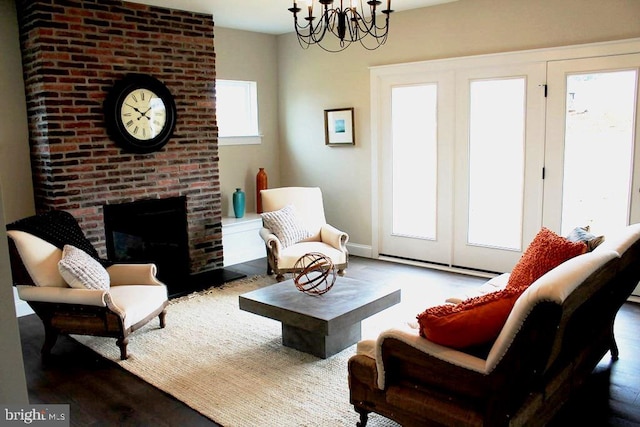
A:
[[17, 256, 640, 426]]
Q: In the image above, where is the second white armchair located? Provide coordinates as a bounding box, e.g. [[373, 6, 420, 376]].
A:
[[259, 187, 349, 281]]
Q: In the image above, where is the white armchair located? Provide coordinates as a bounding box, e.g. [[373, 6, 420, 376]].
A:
[[259, 187, 349, 281], [6, 211, 168, 360]]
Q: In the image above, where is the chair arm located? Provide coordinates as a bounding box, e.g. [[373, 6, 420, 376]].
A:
[[259, 227, 282, 257], [16, 285, 108, 307], [320, 224, 349, 251], [106, 263, 163, 286]]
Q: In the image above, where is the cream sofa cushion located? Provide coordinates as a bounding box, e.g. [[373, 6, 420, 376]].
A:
[[108, 284, 168, 329]]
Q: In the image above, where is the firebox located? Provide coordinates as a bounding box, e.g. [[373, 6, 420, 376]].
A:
[[103, 197, 190, 297]]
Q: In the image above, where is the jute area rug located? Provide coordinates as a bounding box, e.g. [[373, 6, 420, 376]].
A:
[[73, 274, 466, 427]]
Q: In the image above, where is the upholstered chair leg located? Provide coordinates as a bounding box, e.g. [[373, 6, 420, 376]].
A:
[[355, 407, 369, 427], [276, 273, 285, 282], [117, 336, 129, 360], [610, 329, 620, 360], [338, 268, 346, 276], [41, 325, 59, 358], [266, 246, 275, 275], [159, 310, 167, 328]]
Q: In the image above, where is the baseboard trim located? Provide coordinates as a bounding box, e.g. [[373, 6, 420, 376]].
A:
[[346, 244, 497, 279], [346, 243, 372, 258], [376, 255, 497, 279]]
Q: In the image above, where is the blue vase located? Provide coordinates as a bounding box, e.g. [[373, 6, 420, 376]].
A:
[[233, 188, 245, 218]]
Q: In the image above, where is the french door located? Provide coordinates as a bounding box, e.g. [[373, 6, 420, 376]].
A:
[[378, 71, 455, 266], [543, 54, 640, 236], [378, 64, 546, 272], [452, 64, 546, 272], [375, 42, 640, 277]]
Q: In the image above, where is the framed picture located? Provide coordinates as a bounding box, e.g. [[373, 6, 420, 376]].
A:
[[324, 108, 355, 146]]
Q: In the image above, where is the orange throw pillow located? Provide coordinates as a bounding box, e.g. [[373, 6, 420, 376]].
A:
[[417, 287, 523, 349], [416, 227, 586, 349], [506, 227, 587, 291]]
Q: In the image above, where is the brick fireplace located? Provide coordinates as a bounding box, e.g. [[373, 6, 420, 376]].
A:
[[15, 0, 223, 275]]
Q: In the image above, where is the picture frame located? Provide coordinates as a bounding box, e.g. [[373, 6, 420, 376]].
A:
[[324, 107, 355, 146]]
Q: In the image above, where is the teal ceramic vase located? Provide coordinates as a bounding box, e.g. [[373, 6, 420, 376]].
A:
[[233, 188, 245, 218]]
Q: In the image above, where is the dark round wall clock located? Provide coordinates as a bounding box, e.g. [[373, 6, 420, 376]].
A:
[[104, 73, 177, 153]]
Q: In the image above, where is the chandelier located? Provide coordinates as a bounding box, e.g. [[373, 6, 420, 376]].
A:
[[288, 0, 393, 52]]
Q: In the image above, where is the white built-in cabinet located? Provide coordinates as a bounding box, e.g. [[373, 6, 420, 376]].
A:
[[222, 213, 266, 267]]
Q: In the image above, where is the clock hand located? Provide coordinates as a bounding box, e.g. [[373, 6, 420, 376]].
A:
[[125, 103, 145, 115], [140, 108, 152, 120]]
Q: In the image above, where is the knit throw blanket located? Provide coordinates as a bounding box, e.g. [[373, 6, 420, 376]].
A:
[[7, 210, 113, 267]]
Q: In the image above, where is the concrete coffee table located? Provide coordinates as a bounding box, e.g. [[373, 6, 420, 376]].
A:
[[239, 276, 401, 358]]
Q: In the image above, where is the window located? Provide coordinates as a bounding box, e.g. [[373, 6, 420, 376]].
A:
[[467, 77, 526, 250], [391, 84, 438, 240], [216, 79, 261, 145]]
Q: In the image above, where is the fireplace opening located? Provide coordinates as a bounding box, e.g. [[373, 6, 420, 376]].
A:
[[103, 197, 190, 297]]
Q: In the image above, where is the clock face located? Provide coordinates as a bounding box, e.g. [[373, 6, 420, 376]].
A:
[[104, 74, 177, 153], [120, 89, 167, 141]]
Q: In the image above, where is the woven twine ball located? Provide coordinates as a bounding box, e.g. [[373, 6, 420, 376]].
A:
[[293, 252, 337, 295]]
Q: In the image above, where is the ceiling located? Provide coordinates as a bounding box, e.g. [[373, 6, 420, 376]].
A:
[[126, 0, 457, 35]]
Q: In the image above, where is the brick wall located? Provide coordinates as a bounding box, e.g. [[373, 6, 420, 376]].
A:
[[16, 0, 222, 273]]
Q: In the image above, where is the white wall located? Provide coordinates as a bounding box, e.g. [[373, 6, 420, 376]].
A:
[[215, 27, 280, 217], [4, 0, 640, 249], [276, 0, 640, 254], [0, 180, 29, 404], [1, 0, 36, 318], [0, 0, 35, 224]]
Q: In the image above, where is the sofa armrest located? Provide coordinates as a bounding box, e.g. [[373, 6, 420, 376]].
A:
[[106, 263, 163, 286], [320, 223, 349, 251], [371, 327, 489, 391], [16, 285, 108, 307]]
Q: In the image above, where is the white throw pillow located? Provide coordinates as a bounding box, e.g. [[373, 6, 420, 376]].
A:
[[261, 204, 312, 248], [58, 245, 110, 290]]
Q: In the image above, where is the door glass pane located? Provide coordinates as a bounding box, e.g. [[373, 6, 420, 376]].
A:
[[561, 70, 638, 235], [391, 84, 437, 239], [468, 78, 526, 250]]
